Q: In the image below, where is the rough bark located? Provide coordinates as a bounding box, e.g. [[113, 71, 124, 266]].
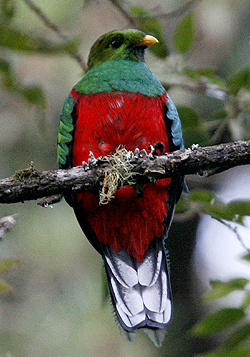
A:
[[0, 140, 249, 204]]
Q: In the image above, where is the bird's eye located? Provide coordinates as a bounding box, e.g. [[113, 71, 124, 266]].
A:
[[110, 37, 123, 49]]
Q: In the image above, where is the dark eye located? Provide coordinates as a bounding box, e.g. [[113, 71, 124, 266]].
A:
[[111, 37, 123, 49]]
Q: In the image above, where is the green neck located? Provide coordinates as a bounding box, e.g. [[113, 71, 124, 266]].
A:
[[74, 60, 165, 97]]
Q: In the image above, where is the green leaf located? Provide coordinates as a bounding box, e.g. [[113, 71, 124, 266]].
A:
[[207, 200, 250, 224], [241, 291, 250, 309], [0, 25, 36, 52], [242, 253, 250, 262], [224, 322, 250, 350], [204, 279, 249, 302], [185, 68, 227, 88], [22, 86, 46, 108], [228, 67, 250, 95], [226, 201, 250, 224], [130, 5, 169, 58], [192, 308, 245, 336], [0, 25, 78, 54], [174, 12, 194, 53], [188, 189, 214, 204], [185, 190, 250, 224]]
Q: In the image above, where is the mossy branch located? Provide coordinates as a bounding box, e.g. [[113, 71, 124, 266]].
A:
[[0, 140, 250, 205]]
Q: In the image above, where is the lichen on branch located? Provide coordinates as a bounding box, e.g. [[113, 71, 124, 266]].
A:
[[0, 140, 249, 205]]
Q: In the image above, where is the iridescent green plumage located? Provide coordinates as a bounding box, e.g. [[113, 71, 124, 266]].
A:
[[74, 60, 164, 96], [57, 95, 75, 166], [87, 29, 146, 69]]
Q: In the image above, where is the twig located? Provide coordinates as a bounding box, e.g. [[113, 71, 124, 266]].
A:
[[23, 0, 87, 71], [0, 140, 250, 204], [213, 217, 250, 254]]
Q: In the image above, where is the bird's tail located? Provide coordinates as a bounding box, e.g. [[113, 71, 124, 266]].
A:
[[102, 238, 172, 347]]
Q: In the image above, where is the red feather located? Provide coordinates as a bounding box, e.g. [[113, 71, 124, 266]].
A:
[[71, 90, 171, 261]]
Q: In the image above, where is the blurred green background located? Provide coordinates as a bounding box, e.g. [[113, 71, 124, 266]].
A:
[[1, 0, 250, 356]]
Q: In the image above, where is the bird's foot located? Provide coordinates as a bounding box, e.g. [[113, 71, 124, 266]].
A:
[[82, 161, 89, 170], [88, 151, 98, 167], [148, 142, 165, 157], [133, 148, 140, 157], [133, 147, 148, 158]]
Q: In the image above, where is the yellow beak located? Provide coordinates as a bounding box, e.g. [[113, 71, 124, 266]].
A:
[[138, 34, 159, 47]]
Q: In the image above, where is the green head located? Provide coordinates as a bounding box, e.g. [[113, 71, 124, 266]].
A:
[[87, 29, 158, 70]]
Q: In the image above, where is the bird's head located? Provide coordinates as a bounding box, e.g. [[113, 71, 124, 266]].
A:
[[87, 29, 158, 70]]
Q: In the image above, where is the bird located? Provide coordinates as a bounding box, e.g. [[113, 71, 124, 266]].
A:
[[57, 29, 184, 347]]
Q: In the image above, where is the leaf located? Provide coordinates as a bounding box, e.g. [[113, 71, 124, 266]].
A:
[[130, 5, 169, 58], [22, 86, 46, 108], [185, 68, 227, 88], [228, 68, 250, 95], [174, 12, 194, 53], [207, 200, 250, 224], [0, 25, 36, 52], [191, 308, 245, 336], [185, 190, 250, 224], [224, 322, 250, 350], [0, 25, 78, 54], [241, 291, 250, 309], [188, 189, 215, 204], [226, 201, 250, 224], [242, 253, 250, 262], [204, 279, 249, 302]]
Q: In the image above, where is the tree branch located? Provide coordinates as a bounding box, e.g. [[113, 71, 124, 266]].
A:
[[0, 140, 250, 205]]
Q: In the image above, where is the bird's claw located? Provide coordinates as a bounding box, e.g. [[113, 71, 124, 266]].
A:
[[82, 161, 89, 170], [88, 151, 98, 167], [139, 149, 147, 157], [133, 148, 140, 157], [191, 144, 200, 151], [134, 148, 149, 158], [147, 142, 165, 157]]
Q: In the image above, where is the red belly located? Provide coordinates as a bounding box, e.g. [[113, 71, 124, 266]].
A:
[[72, 90, 171, 261]]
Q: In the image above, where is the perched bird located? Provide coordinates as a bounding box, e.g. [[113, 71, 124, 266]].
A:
[[57, 29, 184, 346]]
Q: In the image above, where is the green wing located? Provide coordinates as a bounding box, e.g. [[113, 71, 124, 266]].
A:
[[57, 95, 75, 168]]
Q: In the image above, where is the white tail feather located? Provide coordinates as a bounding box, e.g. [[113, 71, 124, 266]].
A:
[[103, 239, 172, 334]]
